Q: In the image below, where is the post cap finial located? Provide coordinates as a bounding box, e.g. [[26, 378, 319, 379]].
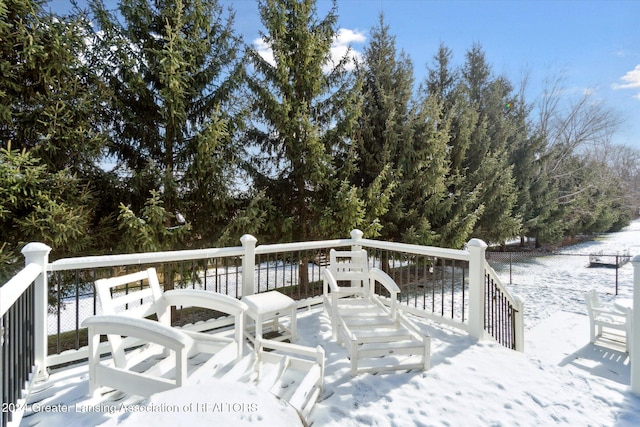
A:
[[467, 238, 488, 248], [240, 234, 258, 245], [21, 242, 52, 256], [350, 229, 364, 240]]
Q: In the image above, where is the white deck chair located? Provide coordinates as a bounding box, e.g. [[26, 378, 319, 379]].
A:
[[82, 267, 248, 397], [322, 249, 370, 340], [253, 338, 325, 420], [322, 251, 431, 375], [584, 289, 631, 352]]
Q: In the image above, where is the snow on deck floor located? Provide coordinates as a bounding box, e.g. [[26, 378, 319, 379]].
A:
[[18, 220, 640, 426], [18, 305, 640, 427]]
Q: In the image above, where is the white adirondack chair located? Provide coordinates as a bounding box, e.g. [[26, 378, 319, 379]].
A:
[[322, 250, 431, 375], [82, 267, 248, 397], [584, 289, 631, 351]]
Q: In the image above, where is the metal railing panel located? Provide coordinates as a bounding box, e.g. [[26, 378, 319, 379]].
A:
[[0, 264, 40, 427], [483, 261, 523, 350], [363, 246, 470, 326]]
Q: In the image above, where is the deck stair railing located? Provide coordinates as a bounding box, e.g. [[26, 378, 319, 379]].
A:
[[1, 232, 525, 423], [0, 243, 50, 427], [483, 261, 524, 350]]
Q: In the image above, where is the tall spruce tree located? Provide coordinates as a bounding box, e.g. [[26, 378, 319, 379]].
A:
[[399, 90, 450, 245], [0, 145, 94, 281], [0, 0, 99, 272], [245, 0, 363, 243], [462, 44, 520, 245], [89, 0, 247, 247], [505, 81, 559, 246], [355, 17, 452, 246], [1, 0, 106, 174], [352, 16, 411, 241], [424, 44, 482, 248]]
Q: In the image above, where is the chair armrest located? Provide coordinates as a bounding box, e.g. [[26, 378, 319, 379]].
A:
[[592, 307, 630, 319], [322, 268, 340, 294], [369, 268, 400, 297], [162, 289, 248, 316], [82, 315, 193, 351], [369, 268, 401, 320]]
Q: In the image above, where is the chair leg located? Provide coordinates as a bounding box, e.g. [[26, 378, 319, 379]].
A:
[[88, 326, 100, 396], [289, 306, 297, 341]]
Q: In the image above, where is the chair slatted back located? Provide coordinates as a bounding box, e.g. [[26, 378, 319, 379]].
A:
[[328, 249, 369, 293], [94, 268, 166, 367], [95, 268, 165, 322]]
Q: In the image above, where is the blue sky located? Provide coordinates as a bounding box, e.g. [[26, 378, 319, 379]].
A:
[[49, 0, 640, 149], [222, 0, 640, 149]]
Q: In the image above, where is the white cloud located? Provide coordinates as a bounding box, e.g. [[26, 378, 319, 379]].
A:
[[334, 28, 366, 45], [612, 64, 640, 90], [613, 49, 633, 58], [327, 28, 366, 72], [612, 64, 640, 101], [254, 37, 276, 67], [252, 27, 366, 73]]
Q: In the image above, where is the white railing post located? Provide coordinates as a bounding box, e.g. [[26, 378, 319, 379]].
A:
[[350, 229, 364, 251], [22, 242, 52, 380], [467, 238, 487, 341], [631, 255, 640, 394], [241, 234, 258, 297], [513, 295, 525, 352]]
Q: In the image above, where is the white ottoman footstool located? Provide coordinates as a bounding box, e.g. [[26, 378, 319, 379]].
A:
[[242, 291, 297, 344]]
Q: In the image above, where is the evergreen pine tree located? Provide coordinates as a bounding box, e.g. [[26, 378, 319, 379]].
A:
[[0, 145, 94, 281], [424, 44, 482, 248], [90, 0, 246, 247], [399, 91, 450, 245], [355, 17, 452, 246], [0, 0, 99, 273], [245, 0, 363, 243], [462, 44, 520, 245], [352, 15, 412, 241], [1, 0, 106, 174], [506, 82, 560, 246]]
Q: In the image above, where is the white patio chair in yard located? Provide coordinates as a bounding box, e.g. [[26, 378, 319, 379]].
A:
[[82, 267, 248, 398], [584, 289, 631, 352], [323, 250, 431, 375]]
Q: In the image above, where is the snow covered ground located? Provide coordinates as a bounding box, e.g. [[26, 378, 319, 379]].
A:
[[20, 220, 640, 426]]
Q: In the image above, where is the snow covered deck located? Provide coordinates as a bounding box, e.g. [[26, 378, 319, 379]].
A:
[[8, 222, 640, 425], [18, 304, 640, 427]]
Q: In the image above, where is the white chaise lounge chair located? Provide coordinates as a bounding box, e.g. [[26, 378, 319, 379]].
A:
[[323, 249, 431, 375]]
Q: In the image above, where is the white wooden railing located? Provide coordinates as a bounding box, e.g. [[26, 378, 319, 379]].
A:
[[1, 231, 525, 422], [0, 243, 51, 427]]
